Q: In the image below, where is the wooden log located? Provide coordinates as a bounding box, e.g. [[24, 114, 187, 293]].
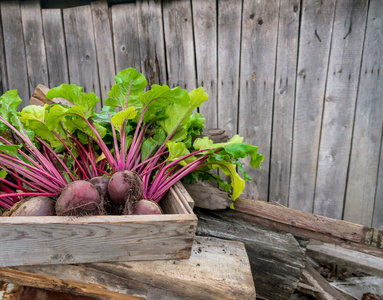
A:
[[29, 84, 73, 106], [301, 262, 347, 300], [0, 237, 256, 300], [195, 208, 305, 300], [233, 197, 383, 258], [183, 183, 231, 210]]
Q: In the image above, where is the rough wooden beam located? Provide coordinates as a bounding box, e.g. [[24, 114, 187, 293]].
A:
[[195, 208, 305, 300], [183, 183, 231, 210], [301, 262, 347, 300], [233, 198, 383, 258], [0, 237, 255, 300]]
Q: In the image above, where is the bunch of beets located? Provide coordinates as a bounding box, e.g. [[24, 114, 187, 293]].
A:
[[0, 68, 264, 217]]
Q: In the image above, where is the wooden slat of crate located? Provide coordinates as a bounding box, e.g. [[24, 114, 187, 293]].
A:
[[0, 187, 197, 267]]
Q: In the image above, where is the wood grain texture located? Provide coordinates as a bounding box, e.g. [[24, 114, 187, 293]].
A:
[[233, 197, 383, 258], [112, 2, 141, 73], [314, 0, 368, 220], [162, 0, 196, 90], [63, 5, 101, 110], [20, 1, 49, 96], [289, 0, 336, 212], [192, 0, 217, 128], [0, 237, 255, 299], [0, 1, 29, 107], [372, 136, 383, 229], [344, 0, 383, 226], [0, 187, 197, 267], [42, 9, 69, 87], [217, 0, 242, 138], [238, 0, 280, 200], [269, 0, 300, 206], [91, 0, 116, 104], [136, 0, 167, 87], [184, 183, 232, 210], [0, 8, 8, 95], [196, 208, 305, 300]]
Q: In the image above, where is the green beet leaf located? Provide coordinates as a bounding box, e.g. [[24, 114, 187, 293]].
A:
[[0, 90, 23, 132], [111, 107, 137, 133]]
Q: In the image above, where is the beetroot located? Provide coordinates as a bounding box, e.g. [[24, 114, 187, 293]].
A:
[[55, 180, 102, 216], [9, 196, 55, 216], [89, 176, 110, 206], [132, 199, 163, 215], [108, 171, 144, 214]]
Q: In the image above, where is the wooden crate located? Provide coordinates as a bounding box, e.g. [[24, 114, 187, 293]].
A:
[[0, 182, 197, 267]]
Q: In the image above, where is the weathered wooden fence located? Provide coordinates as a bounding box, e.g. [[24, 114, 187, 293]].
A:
[[0, 0, 382, 228]]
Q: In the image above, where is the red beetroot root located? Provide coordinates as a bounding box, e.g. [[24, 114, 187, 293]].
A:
[[10, 196, 55, 216], [132, 199, 163, 215], [56, 181, 102, 216], [108, 171, 144, 214], [89, 176, 110, 206]]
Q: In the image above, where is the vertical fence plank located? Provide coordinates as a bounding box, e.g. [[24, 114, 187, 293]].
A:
[[136, 0, 167, 87], [42, 9, 69, 87], [21, 0, 49, 95], [238, 0, 280, 200], [162, 0, 196, 90], [0, 6, 8, 95], [112, 3, 141, 73], [314, 0, 368, 219], [269, 0, 300, 205], [91, 0, 116, 103], [0, 1, 29, 107], [344, 0, 383, 226], [217, 0, 242, 138], [289, 0, 336, 212], [63, 5, 101, 109], [192, 0, 217, 128], [372, 137, 383, 229]]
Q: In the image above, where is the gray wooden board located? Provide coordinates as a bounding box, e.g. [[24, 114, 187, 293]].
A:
[[91, 0, 116, 104], [238, 0, 280, 200], [192, 0, 217, 129], [7, 236, 256, 300], [314, 0, 368, 220], [269, 0, 300, 206], [112, 2, 141, 74], [344, 0, 383, 226], [217, 0, 242, 138], [0, 1, 29, 107], [41, 9, 69, 87], [195, 208, 306, 300], [289, 0, 336, 212], [0, 214, 196, 267], [136, 0, 167, 87], [0, 7, 8, 95], [330, 277, 383, 299], [20, 0, 49, 96], [162, 0, 196, 91], [63, 5, 101, 110], [372, 136, 383, 229]]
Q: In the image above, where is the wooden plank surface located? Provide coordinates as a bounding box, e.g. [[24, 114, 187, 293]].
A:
[[0, 7, 8, 95], [162, 0, 196, 90], [269, 0, 300, 206], [196, 208, 305, 300], [0, 237, 256, 300], [372, 136, 383, 229], [289, 0, 336, 212], [192, 0, 217, 128], [112, 2, 141, 73], [136, 0, 167, 87], [238, 0, 280, 200], [42, 9, 70, 87], [233, 197, 383, 258], [91, 0, 116, 103], [217, 0, 242, 138], [344, 0, 383, 226], [0, 1, 29, 106], [314, 0, 368, 220], [20, 1, 49, 96], [63, 5, 101, 109]]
